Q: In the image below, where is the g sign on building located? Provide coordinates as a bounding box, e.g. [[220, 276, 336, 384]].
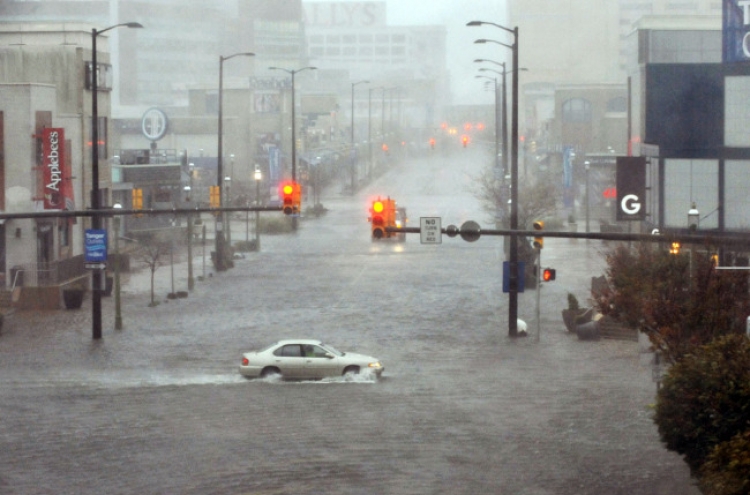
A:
[[724, 0, 750, 62]]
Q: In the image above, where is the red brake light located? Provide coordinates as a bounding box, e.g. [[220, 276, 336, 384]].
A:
[[241, 357, 249, 366]]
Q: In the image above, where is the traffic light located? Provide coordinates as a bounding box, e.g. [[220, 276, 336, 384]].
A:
[[429, 137, 436, 149], [533, 220, 544, 249], [280, 181, 301, 215], [462, 135, 469, 148], [542, 268, 556, 282], [670, 241, 681, 255], [370, 197, 396, 239]]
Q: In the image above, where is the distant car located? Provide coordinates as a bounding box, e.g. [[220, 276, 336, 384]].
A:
[[239, 339, 384, 380]]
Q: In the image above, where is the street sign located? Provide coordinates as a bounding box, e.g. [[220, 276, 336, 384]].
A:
[[420, 217, 442, 244], [502, 261, 526, 293], [84, 262, 107, 270], [84, 229, 108, 263]]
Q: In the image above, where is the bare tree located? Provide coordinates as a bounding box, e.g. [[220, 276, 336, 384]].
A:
[[133, 233, 170, 307], [470, 163, 559, 229]]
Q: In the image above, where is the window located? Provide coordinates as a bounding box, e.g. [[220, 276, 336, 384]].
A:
[[561, 98, 592, 123], [607, 97, 627, 113], [276, 345, 302, 357]]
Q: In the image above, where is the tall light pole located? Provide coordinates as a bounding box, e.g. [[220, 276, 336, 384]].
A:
[[351, 80, 369, 192], [254, 167, 262, 251], [475, 73, 500, 179], [269, 66, 317, 183], [112, 202, 122, 330], [217, 52, 254, 271], [469, 20, 520, 337], [90, 21, 142, 340]]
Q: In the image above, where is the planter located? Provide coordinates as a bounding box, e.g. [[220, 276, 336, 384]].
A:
[[562, 308, 591, 332], [62, 289, 85, 310], [576, 320, 600, 340]]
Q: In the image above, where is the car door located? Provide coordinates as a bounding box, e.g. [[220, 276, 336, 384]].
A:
[[273, 344, 306, 378], [302, 344, 337, 379]]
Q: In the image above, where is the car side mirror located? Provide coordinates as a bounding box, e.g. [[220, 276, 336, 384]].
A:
[[325, 353, 335, 359]]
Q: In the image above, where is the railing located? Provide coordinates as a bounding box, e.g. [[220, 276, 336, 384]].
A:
[[9, 255, 87, 290]]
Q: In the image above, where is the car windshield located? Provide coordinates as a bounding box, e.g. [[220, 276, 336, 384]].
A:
[[320, 343, 343, 356]]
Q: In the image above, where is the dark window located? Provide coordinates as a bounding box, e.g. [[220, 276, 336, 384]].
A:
[[277, 344, 302, 357], [562, 98, 592, 123]]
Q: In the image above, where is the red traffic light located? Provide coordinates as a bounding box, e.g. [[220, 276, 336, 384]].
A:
[[462, 135, 469, 147], [280, 181, 301, 215], [542, 268, 556, 282]]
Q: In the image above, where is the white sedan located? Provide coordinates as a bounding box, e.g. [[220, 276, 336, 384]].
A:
[[239, 339, 384, 380]]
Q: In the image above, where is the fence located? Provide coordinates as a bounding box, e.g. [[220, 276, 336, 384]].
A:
[[10, 255, 87, 290]]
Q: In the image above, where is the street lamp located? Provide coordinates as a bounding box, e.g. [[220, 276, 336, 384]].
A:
[[469, 20, 521, 337], [112, 202, 123, 330], [90, 21, 142, 340], [217, 52, 255, 271], [269, 66, 317, 182], [351, 80, 369, 192], [254, 167, 262, 251], [688, 202, 700, 231], [585, 160, 591, 233], [224, 174, 232, 248], [184, 183, 195, 291]]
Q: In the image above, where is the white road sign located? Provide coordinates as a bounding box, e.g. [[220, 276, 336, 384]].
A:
[[420, 217, 442, 244]]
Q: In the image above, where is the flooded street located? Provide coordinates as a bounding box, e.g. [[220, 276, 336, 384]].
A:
[[0, 151, 698, 494]]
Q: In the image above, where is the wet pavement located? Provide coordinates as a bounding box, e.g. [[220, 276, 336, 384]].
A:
[[0, 150, 699, 494]]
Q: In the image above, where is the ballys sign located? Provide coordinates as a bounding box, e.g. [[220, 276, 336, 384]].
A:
[[724, 0, 750, 62], [43, 128, 74, 210]]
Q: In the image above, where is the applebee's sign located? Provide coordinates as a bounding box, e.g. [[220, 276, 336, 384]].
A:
[[724, 0, 750, 62], [43, 128, 65, 210]]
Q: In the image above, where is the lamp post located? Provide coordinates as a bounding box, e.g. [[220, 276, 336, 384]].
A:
[[217, 52, 255, 271], [90, 21, 142, 340], [184, 183, 195, 291], [269, 66, 316, 183], [224, 174, 232, 249], [112, 202, 122, 330], [469, 20, 520, 337], [270, 66, 316, 229], [688, 202, 700, 231], [351, 80, 369, 192], [585, 160, 591, 234], [254, 167, 262, 251]]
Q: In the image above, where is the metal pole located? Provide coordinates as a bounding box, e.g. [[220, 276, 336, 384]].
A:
[[351, 82, 356, 192], [536, 248, 541, 342], [509, 27, 520, 338], [114, 214, 122, 329], [91, 28, 102, 339], [501, 64, 508, 177], [255, 177, 260, 251], [216, 56, 226, 270]]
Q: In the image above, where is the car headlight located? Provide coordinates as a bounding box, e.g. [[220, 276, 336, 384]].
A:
[[368, 362, 382, 369]]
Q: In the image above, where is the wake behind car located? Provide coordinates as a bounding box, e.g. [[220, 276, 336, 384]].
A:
[[239, 339, 384, 380]]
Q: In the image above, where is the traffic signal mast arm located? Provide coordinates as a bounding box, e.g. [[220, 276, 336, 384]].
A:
[[381, 225, 750, 248]]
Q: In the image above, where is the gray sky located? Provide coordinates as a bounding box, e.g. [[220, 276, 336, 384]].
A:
[[385, 0, 510, 105]]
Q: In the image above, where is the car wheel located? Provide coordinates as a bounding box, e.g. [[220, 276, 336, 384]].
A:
[[260, 367, 281, 379], [342, 366, 360, 378]]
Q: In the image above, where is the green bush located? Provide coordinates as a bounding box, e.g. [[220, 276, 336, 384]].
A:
[[567, 293, 580, 311], [654, 334, 750, 476], [700, 429, 750, 495]]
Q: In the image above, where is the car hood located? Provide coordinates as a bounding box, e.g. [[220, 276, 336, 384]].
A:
[[340, 352, 380, 363]]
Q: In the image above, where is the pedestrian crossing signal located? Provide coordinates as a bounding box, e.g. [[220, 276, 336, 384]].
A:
[[542, 268, 556, 282]]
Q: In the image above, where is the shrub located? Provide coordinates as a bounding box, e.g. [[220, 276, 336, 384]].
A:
[[654, 334, 750, 475], [700, 429, 750, 495], [567, 293, 580, 311]]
